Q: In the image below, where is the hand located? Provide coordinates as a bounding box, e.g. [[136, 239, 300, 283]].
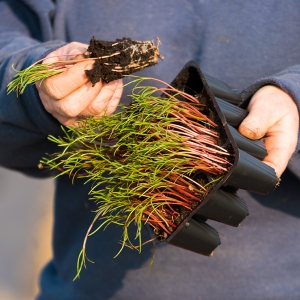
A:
[[238, 85, 299, 178], [36, 42, 123, 126]]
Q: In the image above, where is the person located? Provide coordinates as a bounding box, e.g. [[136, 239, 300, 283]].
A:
[[1, 1, 300, 299]]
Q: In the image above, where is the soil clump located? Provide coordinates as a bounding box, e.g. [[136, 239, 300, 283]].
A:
[[84, 37, 163, 85]]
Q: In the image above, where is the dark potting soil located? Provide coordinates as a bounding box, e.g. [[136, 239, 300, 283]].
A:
[[84, 37, 162, 85]]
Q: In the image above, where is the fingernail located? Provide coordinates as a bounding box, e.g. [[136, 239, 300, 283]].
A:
[[85, 64, 94, 70]]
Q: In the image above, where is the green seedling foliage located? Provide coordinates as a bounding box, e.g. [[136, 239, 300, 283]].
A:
[[39, 77, 232, 278], [7, 63, 64, 96]]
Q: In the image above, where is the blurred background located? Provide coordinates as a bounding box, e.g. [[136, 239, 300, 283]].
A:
[[0, 166, 54, 300]]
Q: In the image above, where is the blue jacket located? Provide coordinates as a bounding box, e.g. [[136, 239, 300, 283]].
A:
[[1, 1, 300, 299]]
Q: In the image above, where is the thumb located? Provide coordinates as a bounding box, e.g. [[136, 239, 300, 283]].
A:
[[238, 108, 269, 140], [42, 42, 89, 64], [39, 60, 95, 100]]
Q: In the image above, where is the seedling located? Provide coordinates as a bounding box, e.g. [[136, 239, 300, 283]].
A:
[[7, 36, 163, 95], [39, 76, 233, 277], [7, 35, 278, 279]]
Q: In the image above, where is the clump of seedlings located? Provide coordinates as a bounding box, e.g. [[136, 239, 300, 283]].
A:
[[7, 38, 233, 277], [39, 76, 233, 278], [7, 36, 163, 95]]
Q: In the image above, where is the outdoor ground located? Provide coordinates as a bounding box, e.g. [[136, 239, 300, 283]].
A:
[[0, 166, 54, 300]]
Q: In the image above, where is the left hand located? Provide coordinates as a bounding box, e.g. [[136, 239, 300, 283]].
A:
[[36, 42, 123, 126], [238, 85, 299, 178]]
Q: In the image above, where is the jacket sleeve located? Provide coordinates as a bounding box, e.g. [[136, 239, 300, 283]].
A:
[[241, 65, 300, 177], [0, 0, 67, 177]]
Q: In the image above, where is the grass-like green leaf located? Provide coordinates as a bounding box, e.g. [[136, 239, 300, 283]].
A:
[[7, 63, 65, 96], [40, 76, 232, 277]]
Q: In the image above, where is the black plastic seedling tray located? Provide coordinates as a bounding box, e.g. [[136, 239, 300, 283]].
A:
[[161, 61, 278, 256]]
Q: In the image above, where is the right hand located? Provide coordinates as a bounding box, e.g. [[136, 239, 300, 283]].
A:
[[36, 42, 123, 126]]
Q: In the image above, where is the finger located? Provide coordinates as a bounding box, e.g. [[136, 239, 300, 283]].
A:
[[262, 116, 298, 177], [39, 60, 95, 99], [238, 106, 270, 140], [53, 80, 102, 117], [38, 78, 102, 117], [36, 88, 77, 125], [51, 80, 122, 126], [238, 86, 299, 177], [41, 53, 59, 65], [239, 86, 297, 140], [81, 79, 123, 116], [57, 43, 88, 61], [105, 80, 124, 115], [49, 112, 79, 127], [262, 138, 290, 178], [262, 130, 294, 177], [42, 42, 88, 64]]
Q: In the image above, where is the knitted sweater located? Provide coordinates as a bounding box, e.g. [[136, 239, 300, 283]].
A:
[[1, 1, 300, 299]]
